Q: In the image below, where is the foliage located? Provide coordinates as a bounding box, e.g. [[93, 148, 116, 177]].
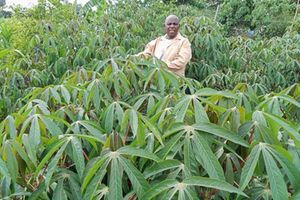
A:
[[0, 0, 5, 7], [219, 0, 296, 36], [182, 17, 300, 90], [0, 0, 299, 199]]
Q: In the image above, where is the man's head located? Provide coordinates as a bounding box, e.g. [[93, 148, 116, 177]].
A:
[[165, 15, 180, 39]]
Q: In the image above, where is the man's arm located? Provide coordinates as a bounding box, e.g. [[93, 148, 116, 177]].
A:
[[136, 38, 158, 57], [166, 39, 192, 71]]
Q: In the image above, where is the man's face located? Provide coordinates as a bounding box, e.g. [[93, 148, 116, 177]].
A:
[[165, 17, 179, 39]]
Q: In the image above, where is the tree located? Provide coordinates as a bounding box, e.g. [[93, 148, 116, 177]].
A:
[[0, 0, 5, 7]]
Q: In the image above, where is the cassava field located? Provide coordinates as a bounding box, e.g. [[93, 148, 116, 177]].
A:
[[0, 0, 299, 199]]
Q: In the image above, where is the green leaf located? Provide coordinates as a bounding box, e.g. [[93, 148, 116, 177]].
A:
[[267, 145, 300, 191], [193, 134, 225, 180], [193, 98, 209, 123], [0, 157, 10, 178], [7, 116, 17, 139], [193, 123, 249, 147], [0, 49, 10, 58], [68, 174, 82, 200], [10, 140, 34, 171], [140, 114, 163, 145], [71, 137, 85, 180], [141, 179, 178, 200], [4, 142, 18, 182], [263, 112, 300, 141], [40, 116, 63, 136], [184, 176, 247, 197], [118, 146, 161, 162], [256, 123, 280, 145], [29, 116, 41, 147], [119, 156, 149, 198], [50, 87, 62, 103], [277, 95, 300, 108], [144, 159, 182, 179], [184, 136, 192, 171], [82, 159, 110, 200], [35, 138, 66, 175], [262, 148, 288, 200], [239, 144, 262, 190], [60, 85, 71, 104], [53, 179, 67, 200], [130, 109, 139, 137], [196, 88, 237, 99], [82, 154, 111, 192], [104, 103, 114, 134], [157, 131, 184, 159], [174, 96, 191, 122], [107, 157, 123, 200], [22, 134, 37, 167], [45, 140, 69, 187]]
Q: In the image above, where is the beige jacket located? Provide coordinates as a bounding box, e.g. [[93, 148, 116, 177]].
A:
[[138, 33, 192, 76]]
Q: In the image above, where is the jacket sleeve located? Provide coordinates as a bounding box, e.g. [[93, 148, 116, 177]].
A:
[[166, 39, 192, 70], [136, 38, 158, 57]]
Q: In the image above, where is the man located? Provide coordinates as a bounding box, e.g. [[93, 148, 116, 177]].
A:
[[137, 15, 192, 76]]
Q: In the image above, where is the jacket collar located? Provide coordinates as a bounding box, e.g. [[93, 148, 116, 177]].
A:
[[161, 33, 183, 41]]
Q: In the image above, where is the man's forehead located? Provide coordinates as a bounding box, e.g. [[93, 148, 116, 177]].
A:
[[165, 15, 179, 23]]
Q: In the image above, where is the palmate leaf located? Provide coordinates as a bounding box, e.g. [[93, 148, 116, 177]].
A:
[[173, 95, 191, 122], [107, 157, 123, 200], [82, 154, 111, 192], [29, 116, 41, 147], [3, 142, 19, 183], [118, 156, 150, 198], [22, 134, 38, 167], [53, 179, 67, 200], [71, 137, 85, 180], [157, 131, 185, 159], [35, 137, 67, 176], [276, 95, 300, 108], [256, 123, 280, 145], [45, 140, 69, 187], [39, 115, 63, 136], [263, 112, 300, 141], [141, 176, 247, 200], [140, 114, 163, 145], [66, 171, 82, 200], [267, 145, 300, 190], [193, 122, 249, 147], [173, 94, 210, 123], [141, 179, 178, 200], [239, 144, 262, 190], [0, 156, 10, 179], [193, 133, 225, 180], [83, 158, 111, 200], [73, 120, 106, 143], [184, 133, 192, 170], [193, 97, 210, 123], [143, 159, 182, 178], [104, 103, 114, 134], [10, 140, 35, 171], [183, 177, 247, 197], [262, 148, 288, 200], [129, 109, 139, 137], [196, 88, 237, 99], [1, 115, 17, 139], [117, 146, 161, 162]]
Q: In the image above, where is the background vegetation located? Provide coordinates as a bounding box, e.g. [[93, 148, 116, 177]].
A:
[[0, 0, 299, 199]]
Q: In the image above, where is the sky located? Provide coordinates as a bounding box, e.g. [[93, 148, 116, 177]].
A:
[[6, 0, 90, 7]]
